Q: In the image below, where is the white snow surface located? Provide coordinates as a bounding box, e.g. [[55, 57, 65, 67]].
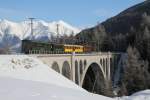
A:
[[0, 55, 150, 100], [0, 77, 112, 100], [118, 90, 150, 100]]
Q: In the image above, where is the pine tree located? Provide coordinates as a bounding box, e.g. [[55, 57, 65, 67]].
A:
[[144, 27, 150, 68], [142, 12, 150, 27], [122, 46, 150, 95], [93, 25, 107, 51]]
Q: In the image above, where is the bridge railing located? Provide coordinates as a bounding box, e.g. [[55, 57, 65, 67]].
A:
[[27, 50, 123, 56], [29, 50, 67, 54], [28, 50, 104, 55]]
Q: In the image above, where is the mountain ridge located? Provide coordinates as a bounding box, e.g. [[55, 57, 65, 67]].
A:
[[0, 19, 80, 39]]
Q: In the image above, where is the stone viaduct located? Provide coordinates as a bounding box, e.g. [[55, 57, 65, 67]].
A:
[[30, 52, 121, 94]]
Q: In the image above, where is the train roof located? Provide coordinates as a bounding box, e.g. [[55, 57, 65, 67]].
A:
[[22, 40, 83, 47], [63, 44, 83, 47], [22, 39, 52, 44]]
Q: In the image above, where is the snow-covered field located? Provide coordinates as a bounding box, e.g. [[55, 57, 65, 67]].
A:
[[0, 55, 149, 100]]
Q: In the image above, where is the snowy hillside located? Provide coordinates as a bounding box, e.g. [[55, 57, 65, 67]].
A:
[[0, 77, 113, 100], [0, 19, 80, 53]]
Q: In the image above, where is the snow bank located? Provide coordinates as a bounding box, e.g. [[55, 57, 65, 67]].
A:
[[119, 90, 150, 100]]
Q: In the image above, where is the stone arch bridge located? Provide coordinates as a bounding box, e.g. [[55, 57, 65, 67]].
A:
[[30, 52, 121, 94]]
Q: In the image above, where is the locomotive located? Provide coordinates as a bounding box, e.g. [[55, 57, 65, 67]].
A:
[[21, 40, 93, 54]]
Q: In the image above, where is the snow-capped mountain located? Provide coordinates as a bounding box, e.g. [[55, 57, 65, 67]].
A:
[[0, 19, 81, 53], [0, 19, 80, 40]]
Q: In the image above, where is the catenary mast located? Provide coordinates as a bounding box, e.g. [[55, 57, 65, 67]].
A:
[[28, 18, 35, 40]]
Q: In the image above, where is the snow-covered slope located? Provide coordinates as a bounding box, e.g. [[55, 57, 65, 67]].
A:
[[0, 55, 112, 100], [0, 76, 113, 100], [0, 19, 80, 53]]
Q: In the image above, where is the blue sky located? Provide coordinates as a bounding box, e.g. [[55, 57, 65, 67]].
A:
[[0, 0, 144, 28]]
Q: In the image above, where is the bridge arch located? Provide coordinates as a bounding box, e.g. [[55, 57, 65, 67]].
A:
[[103, 58, 105, 67], [84, 60, 87, 69], [75, 60, 79, 84], [80, 60, 83, 75], [106, 58, 108, 75], [100, 59, 102, 65], [81, 63, 105, 94], [110, 58, 113, 79], [51, 62, 60, 73], [62, 61, 71, 79]]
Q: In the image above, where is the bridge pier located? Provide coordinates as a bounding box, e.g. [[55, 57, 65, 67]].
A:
[[71, 52, 75, 82], [107, 52, 111, 81]]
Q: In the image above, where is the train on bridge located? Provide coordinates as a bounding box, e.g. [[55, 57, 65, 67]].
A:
[[21, 40, 95, 54]]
